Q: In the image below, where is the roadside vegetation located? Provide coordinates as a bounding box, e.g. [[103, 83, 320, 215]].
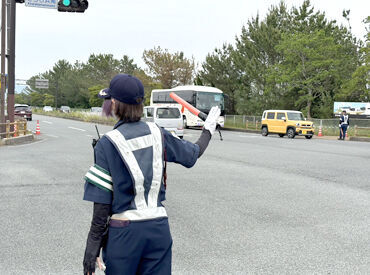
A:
[[33, 108, 116, 126], [16, 0, 369, 120]]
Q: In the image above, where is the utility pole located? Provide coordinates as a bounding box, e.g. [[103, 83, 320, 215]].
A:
[[0, 0, 6, 133], [6, 0, 15, 126]]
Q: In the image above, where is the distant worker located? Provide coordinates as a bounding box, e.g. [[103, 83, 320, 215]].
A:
[[338, 110, 350, 140], [83, 74, 221, 275]]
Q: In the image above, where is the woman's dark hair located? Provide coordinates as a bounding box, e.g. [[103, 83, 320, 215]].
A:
[[102, 99, 113, 117], [113, 100, 143, 122]]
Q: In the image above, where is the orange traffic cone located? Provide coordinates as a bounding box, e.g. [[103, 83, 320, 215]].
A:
[[345, 130, 348, 139], [13, 122, 18, 137], [36, 120, 41, 135], [318, 126, 323, 137]]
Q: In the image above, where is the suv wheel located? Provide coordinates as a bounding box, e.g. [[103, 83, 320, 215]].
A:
[[287, 128, 295, 139], [261, 126, 268, 136], [305, 135, 313, 139], [278, 134, 284, 138]]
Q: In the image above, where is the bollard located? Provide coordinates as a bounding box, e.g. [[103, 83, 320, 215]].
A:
[[354, 125, 358, 137], [23, 120, 27, 135], [13, 121, 18, 137], [246, 120, 248, 129]]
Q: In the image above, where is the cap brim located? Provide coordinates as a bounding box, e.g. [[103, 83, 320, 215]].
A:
[[98, 88, 111, 99]]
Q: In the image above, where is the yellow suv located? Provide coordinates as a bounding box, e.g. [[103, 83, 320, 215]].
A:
[[261, 110, 314, 139]]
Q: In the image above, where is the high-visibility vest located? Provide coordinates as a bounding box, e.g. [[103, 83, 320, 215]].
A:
[[106, 122, 167, 221]]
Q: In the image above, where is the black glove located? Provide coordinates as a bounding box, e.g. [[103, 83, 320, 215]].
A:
[[195, 129, 212, 158], [83, 203, 111, 275]]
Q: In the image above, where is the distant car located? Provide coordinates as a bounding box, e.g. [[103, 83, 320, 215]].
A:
[[91, 107, 103, 114], [143, 106, 184, 139], [14, 104, 32, 121], [43, 106, 53, 112], [60, 106, 71, 113]]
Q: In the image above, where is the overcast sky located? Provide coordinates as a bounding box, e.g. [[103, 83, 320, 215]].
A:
[[13, 0, 370, 81]]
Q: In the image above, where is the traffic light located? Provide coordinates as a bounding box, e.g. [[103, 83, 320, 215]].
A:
[[58, 0, 88, 13]]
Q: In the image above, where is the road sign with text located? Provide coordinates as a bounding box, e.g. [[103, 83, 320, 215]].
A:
[[35, 79, 49, 89], [25, 0, 57, 9]]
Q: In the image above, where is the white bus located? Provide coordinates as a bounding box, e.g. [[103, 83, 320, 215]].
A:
[[150, 85, 225, 128]]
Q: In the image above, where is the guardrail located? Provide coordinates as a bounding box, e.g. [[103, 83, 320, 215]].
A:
[[0, 120, 28, 139]]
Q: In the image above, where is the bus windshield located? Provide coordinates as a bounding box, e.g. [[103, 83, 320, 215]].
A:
[[196, 92, 224, 112]]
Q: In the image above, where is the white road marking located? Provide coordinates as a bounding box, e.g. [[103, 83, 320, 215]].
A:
[[68, 127, 86, 132], [42, 121, 53, 124], [86, 135, 94, 138], [45, 134, 58, 138]]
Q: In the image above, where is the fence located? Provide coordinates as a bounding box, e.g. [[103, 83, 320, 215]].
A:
[[224, 115, 370, 137], [0, 120, 28, 139]]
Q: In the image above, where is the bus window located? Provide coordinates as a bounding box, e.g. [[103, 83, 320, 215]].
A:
[[174, 91, 195, 104], [153, 91, 174, 103], [152, 90, 196, 104]]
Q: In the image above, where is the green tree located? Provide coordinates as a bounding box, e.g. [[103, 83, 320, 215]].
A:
[[48, 60, 73, 108], [88, 85, 105, 107], [270, 30, 350, 118], [43, 94, 55, 106], [198, 0, 360, 117], [337, 16, 370, 102], [143, 46, 195, 88], [84, 54, 120, 85], [197, 44, 241, 114], [30, 92, 44, 107], [15, 93, 31, 105], [119, 55, 139, 75]]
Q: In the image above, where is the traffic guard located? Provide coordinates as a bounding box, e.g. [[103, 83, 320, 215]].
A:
[[82, 74, 220, 275]]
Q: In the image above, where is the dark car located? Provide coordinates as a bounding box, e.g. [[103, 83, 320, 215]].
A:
[[60, 106, 71, 113], [14, 104, 32, 121]]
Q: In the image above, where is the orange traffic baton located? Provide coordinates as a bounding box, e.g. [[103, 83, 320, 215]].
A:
[[169, 92, 223, 140], [169, 92, 208, 121]]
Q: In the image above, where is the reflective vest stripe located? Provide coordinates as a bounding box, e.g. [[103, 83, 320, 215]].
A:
[[126, 134, 153, 152], [147, 122, 163, 208], [343, 115, 349, 124], [106, 129, 146, 210], [111, 206, 167, 221]]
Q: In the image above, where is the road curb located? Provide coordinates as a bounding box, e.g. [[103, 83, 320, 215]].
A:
[[0, 134, 34, 146], [349, 136, 370, 142]]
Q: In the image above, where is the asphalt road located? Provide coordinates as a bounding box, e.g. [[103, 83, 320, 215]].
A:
[[0, 114, 369, 274]]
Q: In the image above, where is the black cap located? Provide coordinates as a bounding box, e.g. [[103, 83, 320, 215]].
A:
[[99, 74, 144, 105]]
